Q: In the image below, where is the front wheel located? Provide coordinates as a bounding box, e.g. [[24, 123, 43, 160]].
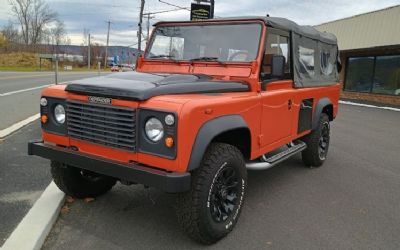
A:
[[176, 143, 247, 244], [301, 113, 330, 167], [51, 161, 117, 198]]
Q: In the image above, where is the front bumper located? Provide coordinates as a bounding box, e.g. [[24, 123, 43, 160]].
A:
[[28, 140, 191, 193]]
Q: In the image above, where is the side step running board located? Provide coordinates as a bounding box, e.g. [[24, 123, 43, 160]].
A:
[[246, 141, 307, 170]]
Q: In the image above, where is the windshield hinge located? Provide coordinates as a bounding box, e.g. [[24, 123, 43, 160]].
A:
[[251, 60, 258, 74]]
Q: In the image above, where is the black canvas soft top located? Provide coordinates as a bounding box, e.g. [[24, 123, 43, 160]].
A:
[[154, 16, 337, 45], [262, 17, 337, 45]]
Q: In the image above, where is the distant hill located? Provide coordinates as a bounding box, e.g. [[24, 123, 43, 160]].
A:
[[61, 45, 141, 59], [36, 44, 142, 63], [62, 45, 139, 56]]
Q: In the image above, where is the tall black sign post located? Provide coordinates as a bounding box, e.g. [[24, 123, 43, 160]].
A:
[[190, 0, 215, 21]]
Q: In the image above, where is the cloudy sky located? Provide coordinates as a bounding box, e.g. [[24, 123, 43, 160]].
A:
[[0, 0, 399, 47]]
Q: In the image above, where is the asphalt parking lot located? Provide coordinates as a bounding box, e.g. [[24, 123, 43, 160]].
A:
[[40, 104, 400, 250]]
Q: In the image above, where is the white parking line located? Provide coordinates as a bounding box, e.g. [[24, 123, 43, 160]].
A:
[[2, 182, 65, 250], [0, 113, 40, 139], [339, 100, 400, 112], [0, 84, 53, 97]]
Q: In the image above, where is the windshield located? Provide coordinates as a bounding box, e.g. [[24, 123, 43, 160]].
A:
[[145, 23, 262, 63]]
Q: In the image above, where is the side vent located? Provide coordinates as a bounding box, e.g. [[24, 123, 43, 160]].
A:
[[298, 98, 314, 133]]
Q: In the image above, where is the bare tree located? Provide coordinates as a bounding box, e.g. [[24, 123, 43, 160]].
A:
[[82, 28, 89, 46], [8, 0, 31, 44], [29, 0, 57, 45], [50, 21, 66, 47], [1, 21, 21, 44], [81, 28, 89, 62], [9, 0, 57, 45], [90, 42, 103, 67], [0, 33, 7, 50], [1, 21, 22, 51]]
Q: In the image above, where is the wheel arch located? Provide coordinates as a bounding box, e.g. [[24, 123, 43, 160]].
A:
[[312, 97, 334, 130], [187, 115, 251, 171]]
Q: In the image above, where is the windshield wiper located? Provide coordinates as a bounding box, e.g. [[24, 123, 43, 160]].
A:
[[149, 55, 177, 60], [190, 57, 225, 64]]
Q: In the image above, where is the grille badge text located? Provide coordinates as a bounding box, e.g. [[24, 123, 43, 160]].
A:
[[88, 96, 112, 105]]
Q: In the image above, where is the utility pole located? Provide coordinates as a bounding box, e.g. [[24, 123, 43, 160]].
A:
[[210, 0, 215, 18], [138, 0, 145, 53], [144, 13, 154, 43], [88, 33, 91, 69], [104, 20, 111, 69], [54, 56, 58, 85]]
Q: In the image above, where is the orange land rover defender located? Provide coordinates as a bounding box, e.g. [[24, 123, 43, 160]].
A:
[[29, 16, 341, 244]]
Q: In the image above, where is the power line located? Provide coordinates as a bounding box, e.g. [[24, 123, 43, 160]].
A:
[[158, 0, 190, 11], [143, 8, 186, 15], [127, 38, 147, 48]]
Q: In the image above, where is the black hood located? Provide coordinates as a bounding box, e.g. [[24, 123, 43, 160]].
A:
[[65, 71, 250, 100]]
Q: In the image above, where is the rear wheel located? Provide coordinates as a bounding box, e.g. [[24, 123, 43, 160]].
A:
[[176, 143, 247, 244], [302, 113, 330, 167], [51, 161, 117, 198]]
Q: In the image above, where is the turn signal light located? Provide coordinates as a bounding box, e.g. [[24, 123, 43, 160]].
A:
[[165, 136, 174, 148], [41, 115, 48, 124]]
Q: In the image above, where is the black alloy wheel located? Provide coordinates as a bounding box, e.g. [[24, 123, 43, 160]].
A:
[[318, 121, 330, 160], [301, 113, 330, 167], [176, 143, 247, 244], [209, 167, 239, 223]]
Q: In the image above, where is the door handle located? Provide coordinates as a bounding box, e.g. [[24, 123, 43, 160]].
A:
[[288, 99, 292, 110]]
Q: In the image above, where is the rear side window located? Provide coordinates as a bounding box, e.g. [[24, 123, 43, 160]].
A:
[[292, 33, 338, 87], [299, 46, 315, 76], [320, 50, 334, 76]]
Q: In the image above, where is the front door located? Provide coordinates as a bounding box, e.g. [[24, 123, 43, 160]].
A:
[[260, 84, 294, 147], [259, 28, 294, 148]]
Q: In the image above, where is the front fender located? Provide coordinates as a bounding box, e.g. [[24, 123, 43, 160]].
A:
[[187, 115, 249, 171]]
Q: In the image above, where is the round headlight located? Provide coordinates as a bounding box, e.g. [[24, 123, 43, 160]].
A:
[[165, 114, 175, 126], [54, 104, 65, 124], [145, 118, 164, 142], [40, 97, 48, 106]]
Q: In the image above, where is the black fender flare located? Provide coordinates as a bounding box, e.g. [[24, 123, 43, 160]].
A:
[[312, 97, 333, 130], [187, 115, 249, 171]]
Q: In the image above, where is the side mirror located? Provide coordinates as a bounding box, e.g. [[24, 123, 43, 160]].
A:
[[271, 55, 285, 79]]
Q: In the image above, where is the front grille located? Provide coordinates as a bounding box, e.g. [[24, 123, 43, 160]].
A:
[[66, 100, 136, 151]]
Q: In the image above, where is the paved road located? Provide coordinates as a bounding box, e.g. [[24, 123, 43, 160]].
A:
[[41, 104, 400, 250], [0, 71, 108, 130], [0, 121, 51, 245]]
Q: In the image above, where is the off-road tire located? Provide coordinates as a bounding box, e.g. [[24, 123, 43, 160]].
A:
[[176, 143, 247, 244], [51, 161, 117, 198], [302, 113, 330, 167]]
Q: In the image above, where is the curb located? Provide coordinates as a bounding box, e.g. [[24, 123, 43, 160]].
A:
[[339, 100, 400, 112], [2, 182, 65, 250], [0, 113, 39, 139]]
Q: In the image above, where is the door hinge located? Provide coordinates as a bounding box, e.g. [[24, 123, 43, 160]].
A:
[[258, 135, 263, 145], [288, 99, 293, 110]]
